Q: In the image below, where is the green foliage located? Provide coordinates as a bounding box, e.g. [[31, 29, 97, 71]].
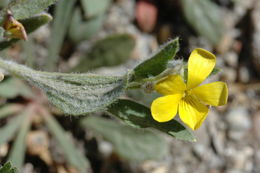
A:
[[0, 78, 32, 98], [0, 13, 52, 50], [108, 99, 196, 142], [0, 0, 58, 22], [7, 111, 31, 170], [68, 7, 104, 43], [181, 0, 224, 45], [44, 113, 90, 173], [81, 116, 168, 161], [0, 114, 25, 146], [0, 104, 23, 119], [0, 59, 128, 115], [132, 38, 179, 82], [73, 34, 135, 72], [80, 0, 111, 18], [46, 0, 75, 71], [0, 162, 17, 173]]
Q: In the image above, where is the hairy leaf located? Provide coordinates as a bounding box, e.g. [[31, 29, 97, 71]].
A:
[[44, 113, 91, 173], [181, 0, 224, 45], [107, 99, 196, 142], [73, 34, 135, 72], [0, 78, 33, 98], [68, 7, 104, 43], [132, 38, 179, 81], [46, 0, 75, 70], [81, 116, 168, 161], [0, 0, 58, 22], [0, 113, 26, 146], [0, 162, 17, 173], [0, 104, 23, 119], [80, 0, 111, 18], [7, 111, 31, 170], [0, 59, 128, 115]]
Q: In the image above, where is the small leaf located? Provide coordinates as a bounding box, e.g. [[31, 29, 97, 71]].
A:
[[0, 113, 26, 146], [8, 111, 31, 170], [0, 13, 52, 50], [46, 0, 75, 71], [80, 0, 111, 18], [0, 0, 58, 22], [43, 113, 91, 173], [0, 104, 23, 119], [0, 58, 128, 115], [107, 99, 196, 142], [68, 8, 104, 43], [81, 116, 168, 161], [0, 78, 33, 99], [0, 162, 18, 173], [132, 38, 179, 81], [181, 0, 224, 45], [73, 34, 135, 72]]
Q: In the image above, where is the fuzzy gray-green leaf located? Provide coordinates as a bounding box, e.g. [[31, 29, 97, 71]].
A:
[[0, 58, 127, 115], [80, 0, 111, 18], [7, 111, 31, 170], [73, 34, 135, 72], [107, 99, 196, 142], [132, 38, 179, 82], [181, 0, 224, 45], [0, 114, 25, 146], [44, 113, 91, 173], [81, 116, 168, 161], [46, 0, 75, 71], [0, 0, 58, 22], [68, 8, 104, 43]]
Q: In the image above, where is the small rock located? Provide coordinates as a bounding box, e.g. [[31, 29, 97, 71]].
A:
[[225, 51, 238, 67], [239, 65, 250, 83], [226, 107, 251, 140]]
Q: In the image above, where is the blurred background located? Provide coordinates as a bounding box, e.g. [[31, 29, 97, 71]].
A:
[[0, 0, 259, 172]]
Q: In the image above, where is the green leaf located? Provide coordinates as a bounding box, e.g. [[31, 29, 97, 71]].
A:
[[0, 58, 128, 115], [0, 104, 23, 119], [132, 38, 179, 82], [8, 111, 31, 170], [68, 8, 104, 43], [0, 0, 58, 22], [73, 34, 135, 72], [0, 162, 18, 173], [80, 0, 111, 18], [46, 0, 75, 71], [107, 99, 196, 142], [181, 0, 224, 45], [0, 113, 26, 146], [81, 116, 168, 161], [0, 78, 33, 98], [44, 113, 91, 173], [0, 13, 53, 50]]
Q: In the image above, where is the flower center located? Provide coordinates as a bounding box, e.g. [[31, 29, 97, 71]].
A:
[[184, 89, 192, 97]]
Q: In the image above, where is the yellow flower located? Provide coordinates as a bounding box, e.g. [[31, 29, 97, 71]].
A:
[[151, 48, 228, 130]]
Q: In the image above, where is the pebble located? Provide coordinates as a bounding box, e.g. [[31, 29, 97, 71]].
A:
[[226, 107, 251, 140], [224, 51, 238, 67]]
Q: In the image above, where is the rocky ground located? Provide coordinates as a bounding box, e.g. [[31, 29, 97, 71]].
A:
[[1, 0, 260, 172]]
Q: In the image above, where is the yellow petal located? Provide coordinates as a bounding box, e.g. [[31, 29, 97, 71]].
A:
[[179, 96, 209, 130], [191, 82, 228, 106], [154, 75, 186, 95], [187, 48, 216, 89], [151, 94, 182, 122]]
